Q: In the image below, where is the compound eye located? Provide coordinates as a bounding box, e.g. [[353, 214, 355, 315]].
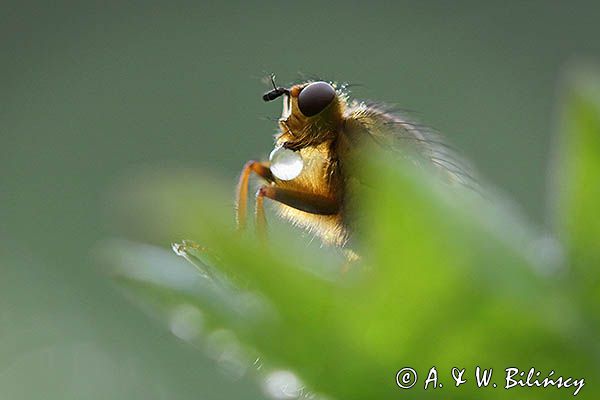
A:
[[298, 81, 336, 117]]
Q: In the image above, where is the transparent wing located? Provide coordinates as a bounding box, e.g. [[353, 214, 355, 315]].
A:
[[343, 100, 479, 191]]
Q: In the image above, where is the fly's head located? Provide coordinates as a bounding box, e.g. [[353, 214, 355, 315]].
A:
[[263, 77, 347, 150]]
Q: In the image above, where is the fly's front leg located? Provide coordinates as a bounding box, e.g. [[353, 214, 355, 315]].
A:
[[254, 185, 339, 239], [236, 160, 273, 231], [255, 189, 267, 240]]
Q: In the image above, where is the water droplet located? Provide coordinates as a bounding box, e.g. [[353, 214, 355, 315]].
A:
[[269, 147, 303, 181]]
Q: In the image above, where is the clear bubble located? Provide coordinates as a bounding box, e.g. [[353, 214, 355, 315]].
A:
[[269, 146, 304, 181]]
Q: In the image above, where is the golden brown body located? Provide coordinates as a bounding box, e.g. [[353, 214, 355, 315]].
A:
[[273, 139, 346, 246], [236, 79, 473, 249]]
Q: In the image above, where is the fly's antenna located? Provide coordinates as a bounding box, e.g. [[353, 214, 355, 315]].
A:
[[262, 74, 289, 102]]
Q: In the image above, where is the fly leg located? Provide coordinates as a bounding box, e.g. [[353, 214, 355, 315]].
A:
[[254, 185, 339, 240], [236, 161, 273, 231]]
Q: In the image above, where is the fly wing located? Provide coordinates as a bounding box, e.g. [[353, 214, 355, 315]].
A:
[[343, 100, 479, 191]]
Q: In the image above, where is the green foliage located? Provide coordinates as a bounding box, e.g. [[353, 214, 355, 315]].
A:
[[556, 66, 600, 298], [105, 68, 600, 399]]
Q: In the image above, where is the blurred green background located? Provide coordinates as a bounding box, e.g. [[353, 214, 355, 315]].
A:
[[2, 1, 599, 399]]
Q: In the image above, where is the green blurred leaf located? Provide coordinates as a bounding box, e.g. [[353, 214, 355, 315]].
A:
[[105, 142, 599, 399], [555, 65, 600, 295]]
